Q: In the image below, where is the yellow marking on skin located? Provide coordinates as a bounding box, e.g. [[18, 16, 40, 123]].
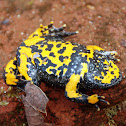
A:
[[80, 63, 88, 78], [44, 26, 48, 29], [101, 72, 104, 76], [86, 45, 104, 51], [28, 26, 43, 38], [79, 45, 104, 62], [65, 63, 88, 98], [37, 41, 77, 72], [43, 30, 49, 35], [40, 24, 43, 27], [63, 58, 71, 65], [36, 57, 43, 66], [63, 68, 67, 75], [28, 24, 51, 38], [50, 21, 54, 24], [5, 57, 18, 85], [24, 37, 45, 46], [36, 57, 48, 66], [94, 60, 120, 84], [79, 49, 93, 62], [43, 61, 48, 66], [87, 94, 99, 104], [56, 70, 61, 76], [46, 66, 54, 74], [104, 60, 109, 65], [65, 73, 82, 98], [18, 47, 35, 81]]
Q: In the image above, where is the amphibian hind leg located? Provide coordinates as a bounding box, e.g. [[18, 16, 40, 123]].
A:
[[17, 52, 39, 86], [65, 73, 109, 110]]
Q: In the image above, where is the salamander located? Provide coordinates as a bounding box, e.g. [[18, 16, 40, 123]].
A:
[[3, 21, 122, 110]]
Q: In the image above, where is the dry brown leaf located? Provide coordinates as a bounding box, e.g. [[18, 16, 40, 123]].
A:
[[22, 82, 54, 126], [24, 82, 49, 113]]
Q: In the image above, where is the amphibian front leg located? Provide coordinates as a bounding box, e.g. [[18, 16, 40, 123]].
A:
[[17, 48, 39, 86], [65, 73, 109, 110]]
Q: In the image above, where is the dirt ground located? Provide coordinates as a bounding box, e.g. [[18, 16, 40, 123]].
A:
[[0, 0, 126, 126]]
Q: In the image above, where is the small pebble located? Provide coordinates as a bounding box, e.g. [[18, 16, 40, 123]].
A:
[[120, 39, 126, 47], [1, 19, 10, 25], [17, 14, 21, 18], [86, 4, 95, 10], [21, 32, 24, 35]]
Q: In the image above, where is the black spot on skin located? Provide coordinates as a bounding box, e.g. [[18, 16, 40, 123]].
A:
[[4, 71, 8, 75], [20, 42, 26, 47], [65, 42, 70, 45], [81, 55, 88, 63], [27, 57, 32, 63], [45, 44, 53, 51], [65, 56, 69, 59], [49, 52, 56, 57], [59, 56, 64, 62], [16, 50, 21, 67], [9, 66, 19, 75], [58, 47, 66, 54], [16, 75, 20, 79], [44, 28, 47, 31], [59, 70, 63, 76], [72, 47, 77, 50], [40, 44, 44, 47], [63, 63, 68, 68], [46, 59, 57, 68], [31, 45, 42, 53], [88, 58, 93, 62], [34, 58, 40, 67], [56, 44, 61, 48], [57, 66, 68, 77], [111, 79, 115, 84], [109, 63, 113, 68], [111, 71, 114, 74], [26, 58, 36, 70], [50, 69, 56, 74], [72, 44, 86, 53], [100, 76, 104, 79], [39, 55, 47, 60], [22, 76, 26, 80], [43, 33, 46, 35], [13, 60, 17, 66], [85, 50, 90, 53], [33, 34, 38, 37], [36, 41, 43, 44]]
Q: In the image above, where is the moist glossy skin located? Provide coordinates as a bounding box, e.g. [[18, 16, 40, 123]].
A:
[[4, 22, 122, 108]]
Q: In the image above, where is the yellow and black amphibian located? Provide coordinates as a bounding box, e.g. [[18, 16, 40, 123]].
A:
[[4, 22, 122, 110]]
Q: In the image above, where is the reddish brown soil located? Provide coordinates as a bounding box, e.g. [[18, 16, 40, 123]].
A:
[[0, 0, 126, 126]]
